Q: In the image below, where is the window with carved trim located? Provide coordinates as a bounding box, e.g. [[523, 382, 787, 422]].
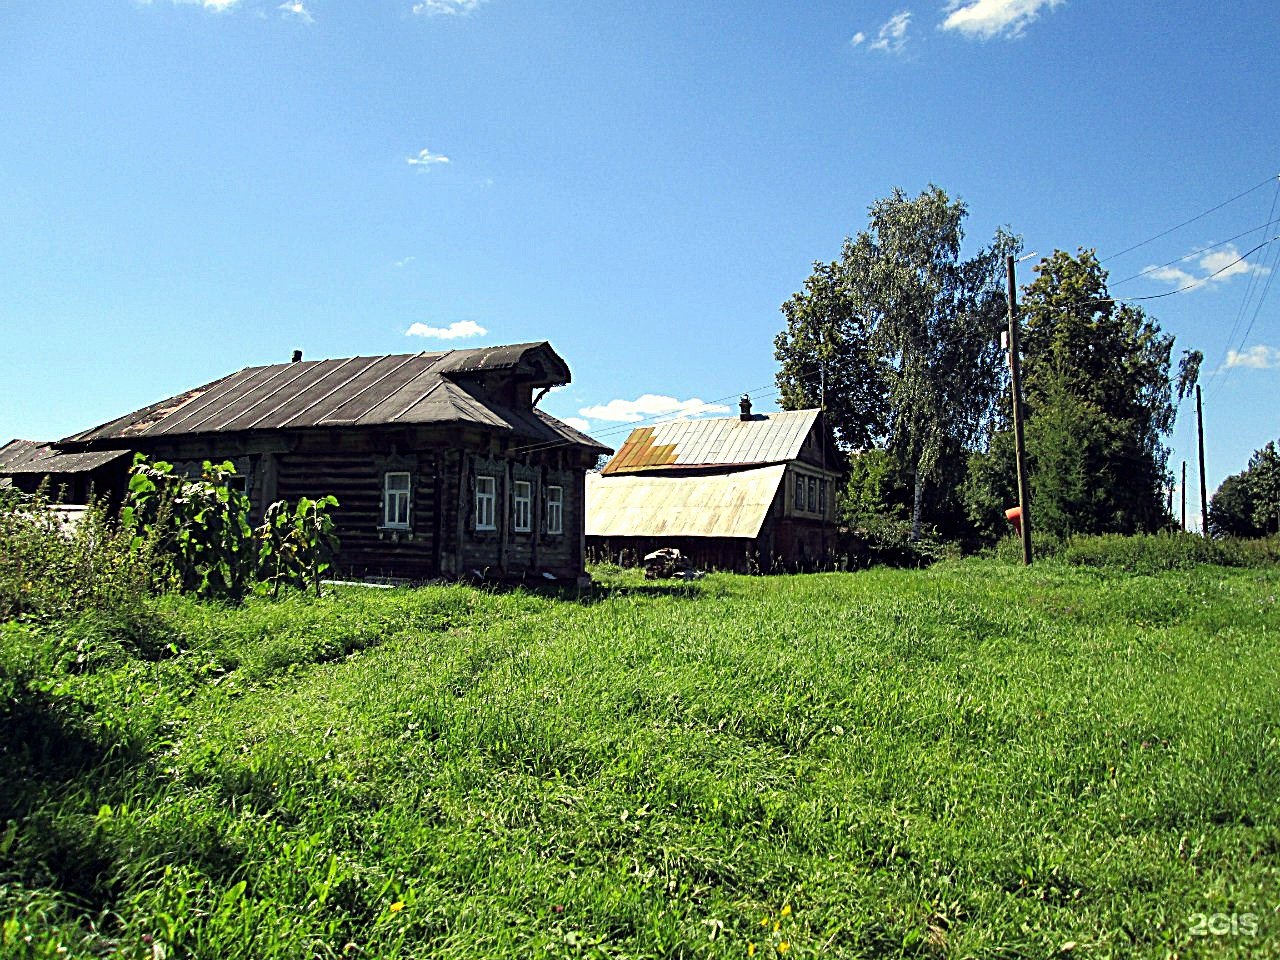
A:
[[475, 475, 496, 530], [546, 485, 563, 534], [384, 472, 411, 529], [513, 480, 532, 532]]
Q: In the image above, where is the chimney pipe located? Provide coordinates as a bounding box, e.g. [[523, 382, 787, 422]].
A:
[[291, 350, 303, 363], [739, 394, 752, 421]]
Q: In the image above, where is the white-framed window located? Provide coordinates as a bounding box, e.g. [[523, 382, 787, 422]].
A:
[[808, 477, 818, 514], [794, 474, 806, 511], [818, 479, 827, 516], [546, 485, 563, 534], [384, 472, 411, 529], [513, 480, 532, 533], [475, 475, 497, 530]]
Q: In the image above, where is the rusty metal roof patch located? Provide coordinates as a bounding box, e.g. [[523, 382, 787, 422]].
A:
[[600, 410, 821, 475]]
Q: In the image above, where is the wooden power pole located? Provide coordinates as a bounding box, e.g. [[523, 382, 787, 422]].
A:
[[1006, 255, 1033, 565], [1196, 384, 1208, 534], [1181, 460, 1187, 531]]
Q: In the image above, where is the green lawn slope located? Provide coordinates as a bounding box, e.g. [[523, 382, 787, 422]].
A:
[[3, 560, 1278, 958]]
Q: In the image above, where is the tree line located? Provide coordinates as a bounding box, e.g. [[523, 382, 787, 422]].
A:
[[773, 184, 1255, 548]]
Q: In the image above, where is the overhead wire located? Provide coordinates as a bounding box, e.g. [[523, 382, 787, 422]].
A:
[[1207, 176, 1280, 397], [524, 238, 1273, 457], [1100, 173, 1279, 264], [1110, 214, 1280, 287], [1227, 231, 1280, 366]]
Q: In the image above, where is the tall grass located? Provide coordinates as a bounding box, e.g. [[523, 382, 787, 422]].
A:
[[2, 561, 1278, 957]]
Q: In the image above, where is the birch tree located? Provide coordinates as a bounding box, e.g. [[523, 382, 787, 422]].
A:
[[775, 185, 1017, 538]]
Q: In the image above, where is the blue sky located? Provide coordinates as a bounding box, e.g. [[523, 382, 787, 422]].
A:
[[3, 0, 1278, 515]]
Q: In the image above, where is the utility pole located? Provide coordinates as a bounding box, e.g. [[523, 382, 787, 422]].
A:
[[1181, 460, 1187, 531], [1196, 384, 1208, 534], [1006, 254, 1033, 565]]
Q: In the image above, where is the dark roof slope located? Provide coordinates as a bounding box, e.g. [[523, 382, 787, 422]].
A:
[[0, 439, 131, 475], [61, 342, 608, 454]]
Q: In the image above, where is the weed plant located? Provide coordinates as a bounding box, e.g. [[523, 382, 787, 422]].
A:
[[0, 488, 153, 628], [2, 562, 1278, 958]]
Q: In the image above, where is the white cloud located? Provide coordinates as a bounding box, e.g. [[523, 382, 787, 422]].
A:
[[412, 0, 485, 15], [1145, 265, 1197, 287], [405, 320, 488, 339], [159, 0, 241, 9], [562, 417, 592, 433], [1225, 345, 1280, 369], [278, 1, 313, 23], [867, 11, 911, 53], [850, 31, 866, 46], [579, 394, 732, 423], [407, 147, 450, 169], [1143, 244, 1270, 291], [393, 256, 416, 268], [940, 0, 1062, 39], [1199, 247, 1263, 282]]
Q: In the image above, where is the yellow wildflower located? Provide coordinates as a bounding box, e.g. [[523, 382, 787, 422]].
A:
[[748, 944, 756, 957], [781, 904, 792, 918], [389, 901, 405, 913], [778, 943, 790, 953]]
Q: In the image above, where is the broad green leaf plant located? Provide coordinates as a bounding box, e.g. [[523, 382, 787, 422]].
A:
[[121, 455, 340, 602]]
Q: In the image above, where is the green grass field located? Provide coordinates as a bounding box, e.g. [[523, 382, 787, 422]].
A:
[[3, 559, 1278, 958]]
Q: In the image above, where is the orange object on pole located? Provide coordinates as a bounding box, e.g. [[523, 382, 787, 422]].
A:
[[1005, 506, 1023, 535]]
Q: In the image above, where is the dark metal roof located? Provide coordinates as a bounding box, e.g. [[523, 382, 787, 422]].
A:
[[601, 410, 822, 475], [60, 343, 609, 454], [0, 439, 132, 475]]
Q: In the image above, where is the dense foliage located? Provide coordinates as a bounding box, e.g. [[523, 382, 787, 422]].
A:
[[1210, 440, 1280, 538], [965, 250, 1182, 542], [775, 186, 1017, 538], [3, 561, 1278, 958]]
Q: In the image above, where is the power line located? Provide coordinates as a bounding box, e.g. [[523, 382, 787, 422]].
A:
[[1207, 179, 1280, 397], [1100, 173, 1279, 264], [524, 176, 1280, 458], [1110, 213, 1280, 287], [531, 240, 1271, 457], [1229, 233, 1280, 359], [1104, 236, 1279, 302]]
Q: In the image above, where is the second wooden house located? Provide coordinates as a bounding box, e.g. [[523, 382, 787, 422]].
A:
[[585, 397, 843, 571]]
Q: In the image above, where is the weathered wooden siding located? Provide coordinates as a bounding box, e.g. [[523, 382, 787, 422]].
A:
[[124, 424, 596, 582], [454, 451, 583, 580], [276, 450, 439, 580]]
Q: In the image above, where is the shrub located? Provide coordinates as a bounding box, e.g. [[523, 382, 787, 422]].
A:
[[846, 515, 947, 568], [992, 530, 1065, 564], [1057, 531, 1280, 573], [121, 457, 257, 602], [256, 496, 340, 598], [0, 488, 152, 625]]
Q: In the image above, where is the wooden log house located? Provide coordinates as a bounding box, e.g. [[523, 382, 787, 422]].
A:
[[44, 342, 610, 582]]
